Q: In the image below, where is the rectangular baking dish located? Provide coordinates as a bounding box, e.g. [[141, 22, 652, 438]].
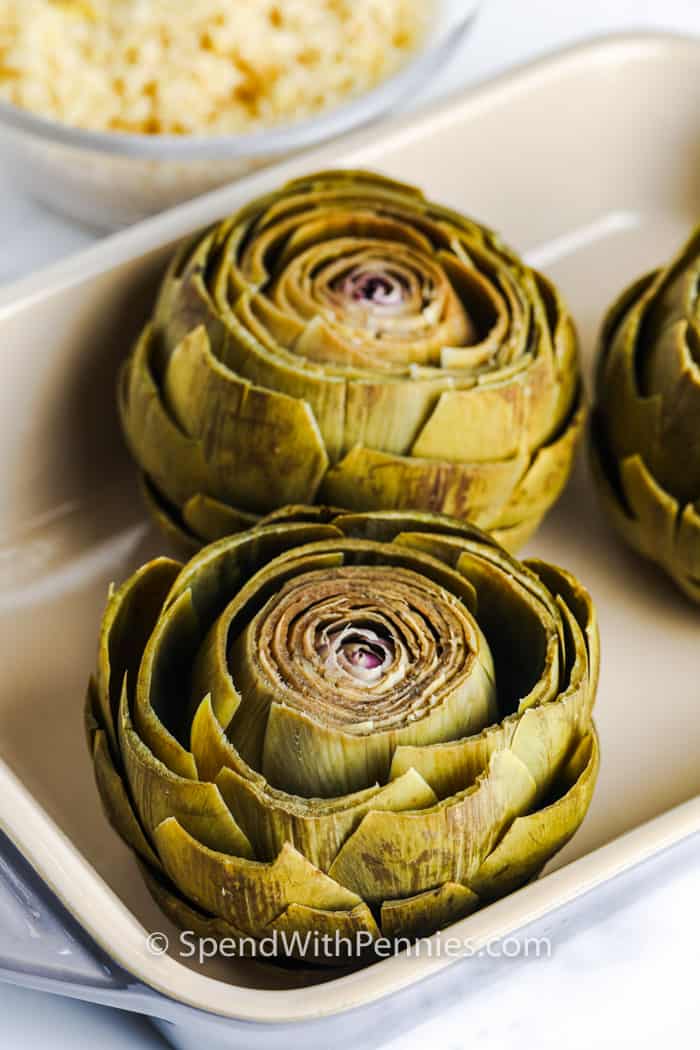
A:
[[0, 30, 699, 1040]]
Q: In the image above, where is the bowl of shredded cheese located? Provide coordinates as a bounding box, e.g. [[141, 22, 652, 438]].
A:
[[0, 0, 478, 229]]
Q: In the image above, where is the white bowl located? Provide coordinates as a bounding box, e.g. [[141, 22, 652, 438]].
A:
[[0, 1, 479, 230]]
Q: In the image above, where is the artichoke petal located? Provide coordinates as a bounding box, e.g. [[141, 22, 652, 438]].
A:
[[410, 383, 528, 462], [259, 673, 494, 799], [470, 731, 599, 900], [119, 680, 253, 857], [140, 861, 252, 944], [182, 493, 258, 545], [153, 818, 362, 936], [140, 475, 202, 556], [119, 328, 210, 508], [214, 764, 437, 871], [489, 393, 586, 532], [676, 502, 700, 601], [330, 508, 496, 548], [134, 586, 200, 780], [162, 326, 330, 514], [527, 559, 600, 704], [320, 445, 529, 530], [144, 856, 380, 964], [91, 728, 163, 871], [96, 556, 182, 753], [328, 749, 537, 901], [165, 521, 345, 620], [381, 882, 480, 941], [267, 903, 380, 960]]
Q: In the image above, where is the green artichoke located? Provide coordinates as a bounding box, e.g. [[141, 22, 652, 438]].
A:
[[86, 507, 599, 964], [591, 228, 700, 602], [119, 170, 585, 554]]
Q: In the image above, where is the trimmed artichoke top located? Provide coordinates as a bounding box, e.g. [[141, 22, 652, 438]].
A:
[[591, 228, 700, 602], [119, 170, 585, 553], [86, 507, 599, 963]]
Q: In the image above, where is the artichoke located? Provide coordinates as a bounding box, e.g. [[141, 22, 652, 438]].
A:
[[119, 170, 585, 554], [86, 507, 599, 964], [591, 228, 700, 602]]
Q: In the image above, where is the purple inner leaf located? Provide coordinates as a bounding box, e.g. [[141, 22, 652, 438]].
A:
[[317, 624, 395, 684], [344, 642, 385, 669], [336, 265, 408, 308]]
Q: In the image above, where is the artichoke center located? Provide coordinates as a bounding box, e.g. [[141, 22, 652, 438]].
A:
[[317, 623, 395, 684], [227, 563, 499, 796], [336, 266, 407, 308]]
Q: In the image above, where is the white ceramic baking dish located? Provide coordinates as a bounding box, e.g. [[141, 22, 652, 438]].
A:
[[0, 30, 699, 1048]]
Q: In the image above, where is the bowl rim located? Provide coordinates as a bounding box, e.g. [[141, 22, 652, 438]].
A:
[[0, 0, 480, 160]]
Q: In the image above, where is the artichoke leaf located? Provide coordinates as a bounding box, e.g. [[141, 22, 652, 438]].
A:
[[118, 327, 210, 508], [258, 505, 347, 527], [96, 556, 182, 754], [341, 375, 460, 461], [140, 861, 253, 945], [161, 326, 329, 514], [134, 587, 201, 781], [389, 594, 590, 799], [410, 383, 528, 463], [192, 693, 436, 834], [261, 652, 497, 798], [275, 209, 434, 265], [328, 749, 537, 901], [84, 677, 100, 752], [140, 475, 202, 556], [397, 535, 560, 711], [141, 862, 352, 969], [331, 509, 497, 549], [320, 445, 529, 533], [588, 419, 695, 593], [182, 493, 258, 544], [527, 559, 599, 703], [165, 521, 345, 624], [470, 731, 599, 900], [676, 502, 700, 596], [222, 293, 347, 464], [190, 549, 345, 734], [91, 729, 163, 871], [619, 454, 679, 566], [489, 394, 586, 532], [538, 271, 580, 424], [118, 679, 253, 858], [152, 227, 229, 358], [381, 882, 480, 941], [268, 903, 380, 961], [200, 534, 479, 615], [192, 693, 392, 813], [153, 818, 362, 937], [388, 719, 512, 799], [216, 762, 437, 871], [645, 320, 700, 501]]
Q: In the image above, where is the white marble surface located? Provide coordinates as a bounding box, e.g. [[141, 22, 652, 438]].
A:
[[1, 0, 699, 1047]]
